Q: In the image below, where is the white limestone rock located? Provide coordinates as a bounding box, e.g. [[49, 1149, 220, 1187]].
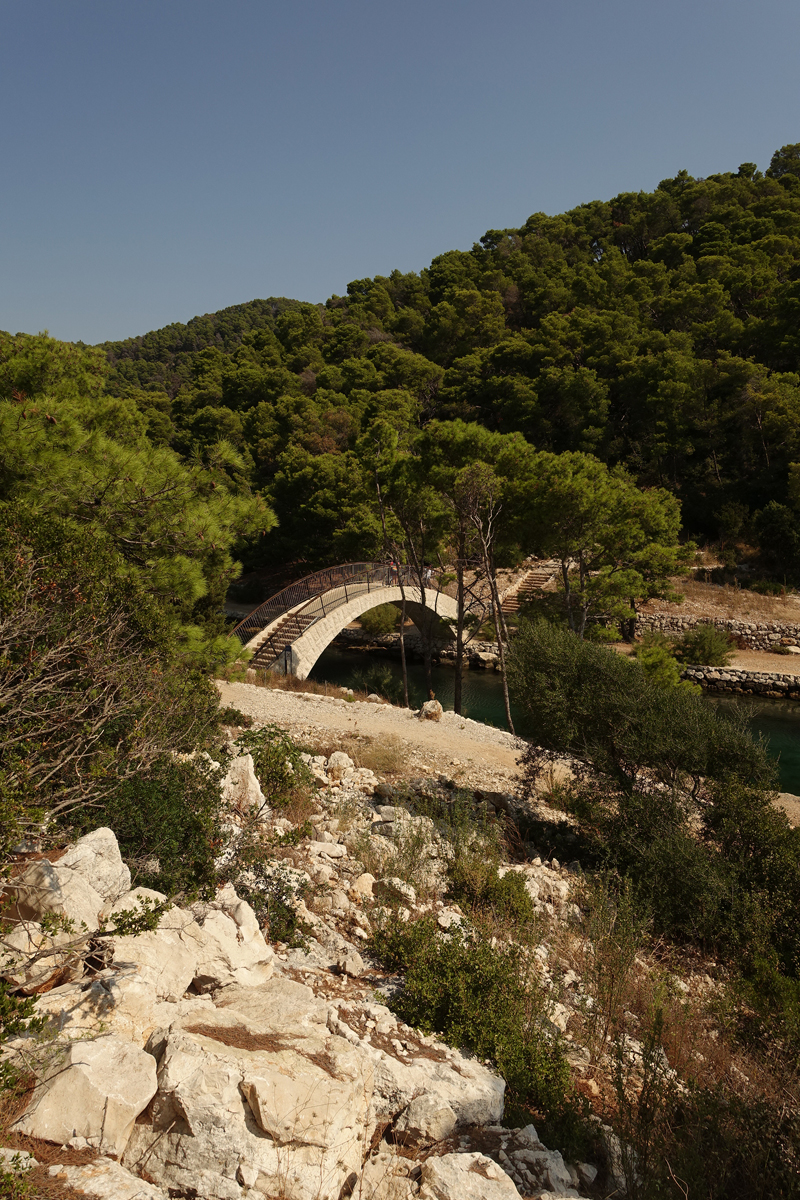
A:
[[394, 1093, 457, 1145], [32, 967, 214, 1046], [221, 753, 266, 813], [0, 1147, 37, 1172], [418, 1152, 518, 1199], [326, 751, 355, 780], [10, 858, 105, 933], [47, 1157, 168, 1199], [14, 1034, 157, 1155], [58, 827, 132, 903], [122, 977, 374, 1200], [369, 1039, 505, 1127], [418, 699, 443, 721]]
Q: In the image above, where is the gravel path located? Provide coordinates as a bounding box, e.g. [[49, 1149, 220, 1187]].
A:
[[217, 681, 527, 791]]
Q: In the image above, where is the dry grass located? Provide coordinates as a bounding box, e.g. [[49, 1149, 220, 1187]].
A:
[[243, 671, 378, 703], [644, 577, 800, 622], [303, 733, 408, 778], [184, 1022, 289, 1052]]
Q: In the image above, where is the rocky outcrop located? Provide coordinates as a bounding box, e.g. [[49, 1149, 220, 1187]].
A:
[[14, 1034, 157, 1155], [3, 749, 601, 1200]]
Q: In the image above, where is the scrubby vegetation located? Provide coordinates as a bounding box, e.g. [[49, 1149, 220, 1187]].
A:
[[6, 143, 800, 1196]]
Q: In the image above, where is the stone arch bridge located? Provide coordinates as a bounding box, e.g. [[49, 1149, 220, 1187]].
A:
[[230, 562, 458, 679]]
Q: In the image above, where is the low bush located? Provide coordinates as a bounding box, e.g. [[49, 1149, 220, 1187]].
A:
[[447, 860, 535, 925], [673, 622, 736, 667], [631, 631, 699, 692], [359, 604, 400, 636], [229, 858, 311, 948], [75, 755, 225, 898], [352, 661, 405, 704], [237, 723, 313, 813], [748, 579, 785, 596], [371, 913, 570, 1114]]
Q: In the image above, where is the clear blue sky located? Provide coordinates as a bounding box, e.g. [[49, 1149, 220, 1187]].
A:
[[2, 0, 800, 344]]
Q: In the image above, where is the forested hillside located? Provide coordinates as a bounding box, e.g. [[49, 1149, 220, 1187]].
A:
[[96, 143, 800, 575]]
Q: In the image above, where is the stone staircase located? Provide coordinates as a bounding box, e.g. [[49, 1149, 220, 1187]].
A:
[[249, 610, 317, 669], [502, 562, 558, 614]]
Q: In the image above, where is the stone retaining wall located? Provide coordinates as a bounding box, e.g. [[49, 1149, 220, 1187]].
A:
[[682, 665, 800, 699], [636, 612, 800, 651]]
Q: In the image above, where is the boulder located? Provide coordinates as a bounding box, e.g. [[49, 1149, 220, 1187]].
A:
[[8, 827, 131, 933], [58, 828, 132, 903], [418, 699, 443, 721], [336, 950, 365, 977], [308, 840, 347, 858], [112, 885, 274, 998], [352, 872, 375, 897], [9, 858, 105, 933], [326, 751, 355, 780], [14, 1034, 157, 1155], [356, 1149, 416, 1200], [122, 978, 374, 1200], [111, 894, 205, 1002], [31, 967, 214, 1046], [394, 1094, 457, 1145], [0, 1147, 37, 1171], [369, 1040, 504, 1127], [192, 897, 275, 992], [47, 1157, 168, 1199], [418, 1152, 518, 1200], [375, 877, 416, 906], [221, 753, 266, 813]]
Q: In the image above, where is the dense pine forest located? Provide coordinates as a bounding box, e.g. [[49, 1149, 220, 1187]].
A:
[[97, 144, 800, 577]]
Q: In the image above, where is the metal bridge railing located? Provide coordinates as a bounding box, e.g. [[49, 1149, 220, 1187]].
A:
[[230, 561, 417, 646]]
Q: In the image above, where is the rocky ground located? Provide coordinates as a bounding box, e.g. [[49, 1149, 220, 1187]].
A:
[[0, 684, 785, 1199], [217, 681, 525, 794]]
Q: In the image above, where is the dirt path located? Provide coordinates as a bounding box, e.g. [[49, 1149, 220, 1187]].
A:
[[217, 681, 800, 824], [217, 681, 525, 791]]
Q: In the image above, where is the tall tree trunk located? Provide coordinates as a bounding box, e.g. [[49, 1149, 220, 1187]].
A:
[[475, 535, 514, 735], [454, 554, 465, 715], [488, 569, 515, 735], [398, 581, 409, 708]]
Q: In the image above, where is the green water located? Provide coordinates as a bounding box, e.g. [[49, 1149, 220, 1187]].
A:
[[309, 646, 800, 794]]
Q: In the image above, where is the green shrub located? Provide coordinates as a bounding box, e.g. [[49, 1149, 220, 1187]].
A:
[[353, 662, 405, 704], [371, 914, 570, 1113], [219, 705, 254, 727], [674, 623, 735, 667], [632, 631, 699, 692], [447, 860, 535, 925], [359, 604, 399, 636], [231, 859, 311, 948], [508, 619, 774, 796], [748, 579, 784, 595], [77, 755, 224, 898], [237, 723, 313, 812]]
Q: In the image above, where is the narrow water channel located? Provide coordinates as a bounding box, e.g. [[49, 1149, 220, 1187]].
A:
[[309, 645, 800, 794]]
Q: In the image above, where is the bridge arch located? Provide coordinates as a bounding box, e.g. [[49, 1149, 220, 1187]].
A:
[[239, 582, 458, 680]]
